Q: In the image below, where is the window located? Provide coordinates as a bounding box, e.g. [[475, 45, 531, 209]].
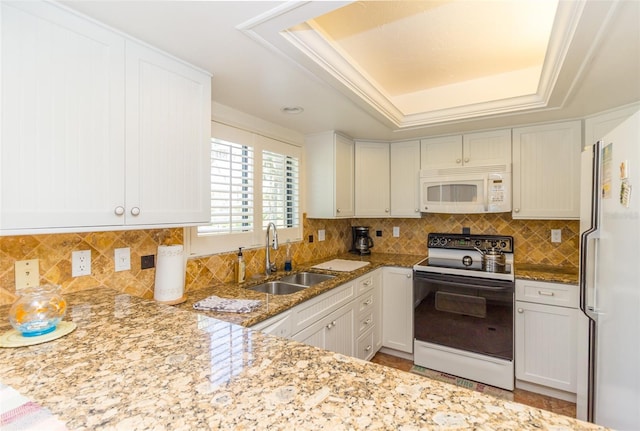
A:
[[187, 122, 302, 256]]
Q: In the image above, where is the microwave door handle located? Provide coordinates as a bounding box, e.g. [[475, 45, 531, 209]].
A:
[[483, 177, 489, 212]]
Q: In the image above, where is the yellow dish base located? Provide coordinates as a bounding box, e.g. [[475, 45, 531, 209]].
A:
[[0, 321, 77, 348]]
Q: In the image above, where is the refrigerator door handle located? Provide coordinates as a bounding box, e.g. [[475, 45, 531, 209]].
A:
[[580, 141, 602, 322]]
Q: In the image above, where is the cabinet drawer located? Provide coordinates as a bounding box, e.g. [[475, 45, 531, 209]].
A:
[[357, 311, 375, 336], [356, 327, 376, 361], [516, 280, 578, 308], [357, 291, 376, 315], [252, 312, 292, 338], [356, 273, 376, 295], [292, 283, 356, 333]]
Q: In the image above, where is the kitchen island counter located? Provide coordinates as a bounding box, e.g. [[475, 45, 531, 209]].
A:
[[0, 288, 605, 430]]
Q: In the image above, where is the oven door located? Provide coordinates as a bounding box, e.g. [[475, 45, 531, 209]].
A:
[[413, 271, 514, 361]]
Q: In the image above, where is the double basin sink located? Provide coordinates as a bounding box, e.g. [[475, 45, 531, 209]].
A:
[[248, 272, 335, 295]]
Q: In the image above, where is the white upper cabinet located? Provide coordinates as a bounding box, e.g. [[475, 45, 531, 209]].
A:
[[355, 141, 390, 217], [420, 129, 511, 170], [125, 41, 211, 226], [512, 121, 582, 219], [462, 129, 512, 168], [1, 1, 126, 231], [306, 132, 355, 218], [390, 141, 421, 218], [0, 1, 211, 233], [420, 135, 463, 170]]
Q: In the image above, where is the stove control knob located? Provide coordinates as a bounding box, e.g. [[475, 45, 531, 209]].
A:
[[474, 240, 481, 247], [439, 238, 447, 246], [500, 241, 508, 249], [462, 256, 473, 266]]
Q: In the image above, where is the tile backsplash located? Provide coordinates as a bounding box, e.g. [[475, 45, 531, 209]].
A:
[[0, 213, 579, 306]]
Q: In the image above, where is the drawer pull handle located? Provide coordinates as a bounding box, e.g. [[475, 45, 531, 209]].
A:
[[517, 308, 524, 313], [365, 345, 372, 352], [326, 320, 337, 330], [364, 318, 372, 325], [363, 280, 372, 286], [538, 290, 555, 296], [364, 299, 373, 306]]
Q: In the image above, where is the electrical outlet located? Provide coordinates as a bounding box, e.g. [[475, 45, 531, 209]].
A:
[[318, 229, 326, 241], [393, 226, 400, 237], [141, 255, 155, 270], [551, 229, 562, 243], [15, 259, 39, 290], [114, 247, 131, 272], [72, 250, 91, 277]]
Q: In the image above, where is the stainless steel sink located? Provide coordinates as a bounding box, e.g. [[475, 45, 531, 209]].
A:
[[248, 281, 308, 295], [278, 272, 335, 286]]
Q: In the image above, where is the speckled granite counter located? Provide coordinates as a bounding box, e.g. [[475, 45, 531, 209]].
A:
[[0, 288, 605, 430], [516, 264, 580, 285], [177, 253, 424, 327]]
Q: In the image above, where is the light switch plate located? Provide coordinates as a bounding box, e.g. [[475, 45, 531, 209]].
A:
[[551, 229, 562, 243], [393, 226, 400, 237], [318, 229, 326, 241], [15, 259, 39, 290], [114, 247, 131, 272]]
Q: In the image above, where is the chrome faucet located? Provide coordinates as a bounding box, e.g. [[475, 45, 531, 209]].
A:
[[265, 222, 279, 275]]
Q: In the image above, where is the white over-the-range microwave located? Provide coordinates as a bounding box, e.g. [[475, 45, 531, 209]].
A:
[[419, 165, 512, 214]]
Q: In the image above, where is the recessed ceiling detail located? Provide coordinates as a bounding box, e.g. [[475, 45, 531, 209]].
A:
[[238, 0, 622, 131]]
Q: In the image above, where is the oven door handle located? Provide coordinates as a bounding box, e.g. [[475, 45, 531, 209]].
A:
[[414, 273, 514, 292]]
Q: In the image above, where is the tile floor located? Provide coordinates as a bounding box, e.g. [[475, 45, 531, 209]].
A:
[[371, 352, 577, 418]]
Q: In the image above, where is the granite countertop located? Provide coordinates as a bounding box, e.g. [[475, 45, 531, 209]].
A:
[[176, 252, 424, 327], [515, 264, 580, 285], [0, 288, 605, 430]]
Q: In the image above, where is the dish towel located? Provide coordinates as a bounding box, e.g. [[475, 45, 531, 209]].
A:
[[193, 296, 262, 313], [0, 383, 68, 431]]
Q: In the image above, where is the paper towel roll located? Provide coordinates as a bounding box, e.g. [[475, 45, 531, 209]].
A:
[[154, 245, 185, 303]]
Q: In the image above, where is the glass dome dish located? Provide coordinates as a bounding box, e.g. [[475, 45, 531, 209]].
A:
[[9, 285, 67, 337]]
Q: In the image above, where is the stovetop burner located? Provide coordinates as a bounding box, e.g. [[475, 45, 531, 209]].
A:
[[414, 233, 515, 281]]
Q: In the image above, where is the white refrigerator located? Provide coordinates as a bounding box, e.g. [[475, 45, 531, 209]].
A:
[[579, 105, 640, 430]]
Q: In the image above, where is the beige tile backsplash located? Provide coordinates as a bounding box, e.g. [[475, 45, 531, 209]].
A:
[[0, 213, 578, 306]]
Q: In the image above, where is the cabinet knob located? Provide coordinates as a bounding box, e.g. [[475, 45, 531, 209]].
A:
[[406, 273, 412, 279], [456, 158, 462, 164], [364, 299, 373, 306], [517, 308, 524, 313], [364, 318, 372, 325], [464, 158, 470, 163], [514, 208, 520, 213], [365, 345, 372, 352], [364, 280, 372, 286], [415, 208, 420, 212], [336, 208, 341, 213], [130, 207, 141, 216], [114, 206, 125, 216], [385, 208, 389, 213]]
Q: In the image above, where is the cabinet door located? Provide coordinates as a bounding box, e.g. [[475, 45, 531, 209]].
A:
[[515, 300, 578, 393], [1, 2, 126, 231], [390, 141, 421, 217], [463, 129, 511, 167], [355, 142, 390, 217], [420, 135, 462, 169], [512, 121, 582, 219], [382, 267, 413, 353], [292, 303, 355, 357], [335, 134, 355, 217], [125, 41, 211, 226]]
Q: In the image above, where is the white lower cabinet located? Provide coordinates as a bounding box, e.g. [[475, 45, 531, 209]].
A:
[[292, 303, 356, 356], [515, 279, 579, 401], [381, 267, 413, 353], [252, 269, 382, 360]]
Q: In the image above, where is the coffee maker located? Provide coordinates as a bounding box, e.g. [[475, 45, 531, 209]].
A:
[[350, 226, 374, 255]]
